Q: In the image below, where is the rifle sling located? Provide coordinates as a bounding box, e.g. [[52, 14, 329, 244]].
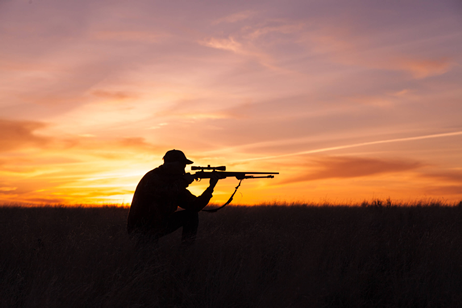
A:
[[202, 179, 243, 213]]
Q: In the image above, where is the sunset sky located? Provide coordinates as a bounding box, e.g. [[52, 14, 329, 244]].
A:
[[1, 0, 462, 205]]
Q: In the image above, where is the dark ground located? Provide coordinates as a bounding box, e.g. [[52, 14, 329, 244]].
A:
[[1, 202, 462, 307]]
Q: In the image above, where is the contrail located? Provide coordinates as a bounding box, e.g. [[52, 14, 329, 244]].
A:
[[238, 131, 462, 162]]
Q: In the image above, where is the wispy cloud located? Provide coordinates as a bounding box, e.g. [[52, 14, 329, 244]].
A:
[[398, 58, 454, 79], [280, 156, 422, 185], [154, 97, 243, 120], [115, 137, 161, 152], [243, 20, 305, 40], [424, 171, 462, 184], [201, 37, 243, 53], [91, 90, 136, 101], [297, 21, 457, 79], [0, 119, 51, 152], [238, 131, 462, 163], [201, 18, 305, 71]]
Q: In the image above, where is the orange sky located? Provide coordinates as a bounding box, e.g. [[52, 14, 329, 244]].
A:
[[1, 0, 462, 205]]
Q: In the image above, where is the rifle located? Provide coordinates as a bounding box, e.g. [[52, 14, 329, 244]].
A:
[[191, 165, 278, 180], [189, 165, 278, 212]]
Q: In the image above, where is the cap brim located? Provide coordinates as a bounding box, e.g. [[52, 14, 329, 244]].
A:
[[185, 159, 194, 164]]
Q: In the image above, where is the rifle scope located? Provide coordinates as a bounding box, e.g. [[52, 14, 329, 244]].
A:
[[191, 165, 226, 171]]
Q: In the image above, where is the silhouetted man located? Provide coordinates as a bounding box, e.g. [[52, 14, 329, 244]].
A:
[[127, 149, 219, 245]]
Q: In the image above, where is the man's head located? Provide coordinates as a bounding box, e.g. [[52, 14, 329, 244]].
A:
[[162, 150, 194, 184], [163, 149, 193, 165]]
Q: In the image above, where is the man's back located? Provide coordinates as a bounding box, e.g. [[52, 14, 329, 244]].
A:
[[127, 165, 184, 234]]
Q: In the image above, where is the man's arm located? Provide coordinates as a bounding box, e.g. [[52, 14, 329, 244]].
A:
[[178, 175, 219, 212]]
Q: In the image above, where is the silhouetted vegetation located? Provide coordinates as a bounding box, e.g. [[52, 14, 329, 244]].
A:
[[1, 201, 462, 307]]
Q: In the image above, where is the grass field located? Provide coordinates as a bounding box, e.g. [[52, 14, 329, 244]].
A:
[[1, 202, 462, 307]]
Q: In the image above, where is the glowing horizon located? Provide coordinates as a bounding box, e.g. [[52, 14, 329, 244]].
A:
[[1, 0, 461, 205]]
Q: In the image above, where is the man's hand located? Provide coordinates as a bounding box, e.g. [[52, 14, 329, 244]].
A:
[[208, 173, 220, 189]]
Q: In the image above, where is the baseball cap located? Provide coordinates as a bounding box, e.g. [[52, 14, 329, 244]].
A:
[[162, 149, 194, 164]]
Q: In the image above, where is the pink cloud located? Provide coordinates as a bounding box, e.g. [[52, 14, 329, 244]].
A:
[[396, 57, 453, 79], [201, 37, 243, 53], [0, 119, 51, 152], [296, 23, 456, 79], [243, 20, 305, 40], [281, 156, 423, 185], [91, 90, 136, 101], [424, 171, 462, 183]]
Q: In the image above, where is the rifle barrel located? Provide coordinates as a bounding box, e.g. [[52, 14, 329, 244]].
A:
[[192, 171, 279, 180], [194, 171, 278, 174]]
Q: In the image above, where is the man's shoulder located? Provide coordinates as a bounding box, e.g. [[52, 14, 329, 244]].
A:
[[140, 166, 185, 185], [144, 167, 161, 177]]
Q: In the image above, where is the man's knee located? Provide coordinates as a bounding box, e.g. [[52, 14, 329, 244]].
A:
[[182, 210, 198, 225], [185, 210, 198, 220], [175, 209, 198, 223]]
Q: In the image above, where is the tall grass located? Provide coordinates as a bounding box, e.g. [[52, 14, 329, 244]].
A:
[[1, 203, 462, 307]]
